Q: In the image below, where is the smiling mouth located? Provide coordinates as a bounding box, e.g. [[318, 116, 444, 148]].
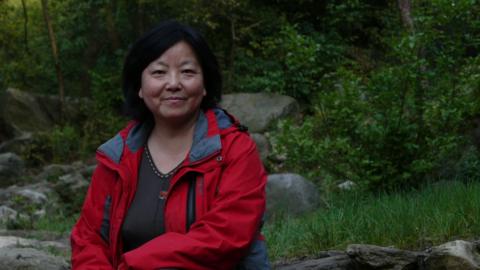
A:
[[163, 96, 187, 101]]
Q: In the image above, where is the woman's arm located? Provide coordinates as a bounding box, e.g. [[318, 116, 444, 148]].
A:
[[121, 133, 267, 270], [71, 163, 116, 270]]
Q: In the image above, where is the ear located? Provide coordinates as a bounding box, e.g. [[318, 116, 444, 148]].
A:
[[202, 88, 206, 96], [138, 88, 144, 99]]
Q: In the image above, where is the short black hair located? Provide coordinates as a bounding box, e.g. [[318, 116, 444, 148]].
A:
[[122, 20, 222, 121]]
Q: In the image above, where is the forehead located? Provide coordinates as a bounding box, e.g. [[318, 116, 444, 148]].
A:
[[154, 41, 199, 64]]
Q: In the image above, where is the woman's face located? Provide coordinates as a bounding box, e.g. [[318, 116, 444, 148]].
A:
[[139, 41, 206, 125]]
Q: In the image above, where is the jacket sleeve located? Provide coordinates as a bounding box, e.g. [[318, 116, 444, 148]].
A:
[[121, 133, 267, 270], [71, 163, 116, 270]]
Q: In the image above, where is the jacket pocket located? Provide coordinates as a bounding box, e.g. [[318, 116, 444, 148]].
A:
[[100, 195, 112, 243]]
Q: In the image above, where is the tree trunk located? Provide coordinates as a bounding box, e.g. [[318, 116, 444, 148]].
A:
[[137, 0, 145, 35], [398, 0, 414, 32], [21, 0, 29, 53], [41, 0, 65, 120], [106, 0, 121, 51], [398, 0, 427, 147], [227, 16, 236, 93]]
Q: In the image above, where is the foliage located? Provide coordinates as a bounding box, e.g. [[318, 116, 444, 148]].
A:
[[265, 181, 480, 260], [270, 1, 480, 191], [2, 0, 480, 191], [273, 54, 480, 190]]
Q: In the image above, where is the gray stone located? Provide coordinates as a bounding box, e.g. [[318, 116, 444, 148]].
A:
[[38, 164, 76, 181], [14, 189, 48, 205], [220, 93, 299, 133], [275, 254, 352, 269], [424, 240, 480, 270], [0, 88, 54, 135], [266, 173, 320, 218], [0, 235, 68, 254], [347, 244, 425, 270], [57, 172, 89, 191], [0, 88, 89, 139], [78, 164, 97, 179], [0, 152, 25, 187], [0, 132, 33, 154], [0, 247, 69, 270], [337, 181, 356, 191], [0, 182, 54, 224], [251, 133, 270, 161], [0, 205, 17, 224]]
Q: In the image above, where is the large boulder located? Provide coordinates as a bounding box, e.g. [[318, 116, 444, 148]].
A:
[[0, 152, 25, 187], [0, 88, 89, 141], [0, 132, 33, 154], [424, 240, 480, 270], [266, 173, 320, 219], [0, 247, 69, 270], [275, 254, 352, 270], [220, 93, 299, 133], [251, 133, 270, 162], [0, 88, 54, 136], [346, 244, 425, 270]]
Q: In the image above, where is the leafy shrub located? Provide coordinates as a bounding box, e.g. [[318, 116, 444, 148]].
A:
[[235, 22, 344, 104], [272, 53, 480, 191]]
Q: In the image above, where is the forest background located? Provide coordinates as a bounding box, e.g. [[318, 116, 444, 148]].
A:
[[2, 0, 480, 261]]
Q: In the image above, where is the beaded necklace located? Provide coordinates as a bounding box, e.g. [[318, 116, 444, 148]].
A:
[[144, 145, 181, 179]]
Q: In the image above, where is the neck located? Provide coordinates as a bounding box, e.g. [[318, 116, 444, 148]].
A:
[[148, 111, 200, 155]]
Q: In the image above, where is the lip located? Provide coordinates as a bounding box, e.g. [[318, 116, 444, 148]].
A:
[[162, 96, 187, 101]]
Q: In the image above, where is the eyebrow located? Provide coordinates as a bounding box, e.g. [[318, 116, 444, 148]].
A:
[[153, 59, 198, 67]]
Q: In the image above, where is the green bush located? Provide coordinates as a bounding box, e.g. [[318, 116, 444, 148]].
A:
[[272, 53, 480, 191]]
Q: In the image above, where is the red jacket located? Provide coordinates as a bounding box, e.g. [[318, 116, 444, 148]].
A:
[[71, 108, 268, 269]]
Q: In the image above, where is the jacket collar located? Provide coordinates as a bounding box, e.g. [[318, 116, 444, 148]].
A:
[[97, 108, 235, 165]]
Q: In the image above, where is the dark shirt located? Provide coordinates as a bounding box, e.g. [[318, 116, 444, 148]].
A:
[[121, 146, 175, 252]]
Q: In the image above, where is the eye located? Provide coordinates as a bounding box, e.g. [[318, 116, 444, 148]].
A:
[[182, 69, 197, 75], [152, 70, 166, 75]]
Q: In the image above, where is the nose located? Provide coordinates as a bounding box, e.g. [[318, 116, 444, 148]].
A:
[[166, 72, 181, 91]]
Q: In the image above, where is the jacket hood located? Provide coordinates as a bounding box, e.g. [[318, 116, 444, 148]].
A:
[[97, 108, 238, 165]]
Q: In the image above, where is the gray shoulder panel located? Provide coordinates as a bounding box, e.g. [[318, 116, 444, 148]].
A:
[[189, 135, 221, 163], [213, 108, 234, 130], [98, 134, 124, 164], [126, 121, 152, 152]]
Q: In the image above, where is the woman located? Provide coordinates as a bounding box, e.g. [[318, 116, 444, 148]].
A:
[[71, 21, 269, 269]]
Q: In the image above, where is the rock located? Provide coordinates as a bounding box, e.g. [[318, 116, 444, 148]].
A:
[[346, 244, 425, 270], [0, 132, 33, 154], [0, 182, 55, 227], [56, 172, 89, 193], [0, 117, 15, 143], [266, 173, 320, 218], [251, 133, 270, 161], [0, 235, 69, 255], [0, 88, 54, 135], [78, 164, 96, 179], [0, 152, 25, 187], [14, 189, 48, 205], [424, 240, 480, 270], [0, 205, 17, 224], [0, 247, 69, 270], [38, 164, 76, 181], [275, 254, 352, 270], [220, 93, 299, 133], [53, 172, 89, 215], [0, 88, 89, 138], [35, 93, 87, 125], [337, 181, 356, 191]]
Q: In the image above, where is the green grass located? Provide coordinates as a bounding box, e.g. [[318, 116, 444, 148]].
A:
[[264, 180, 480, 261], [35, 213, 78, 234]]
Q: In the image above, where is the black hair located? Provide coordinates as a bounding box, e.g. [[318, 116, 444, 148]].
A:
[[122, 20, 222, 121]]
